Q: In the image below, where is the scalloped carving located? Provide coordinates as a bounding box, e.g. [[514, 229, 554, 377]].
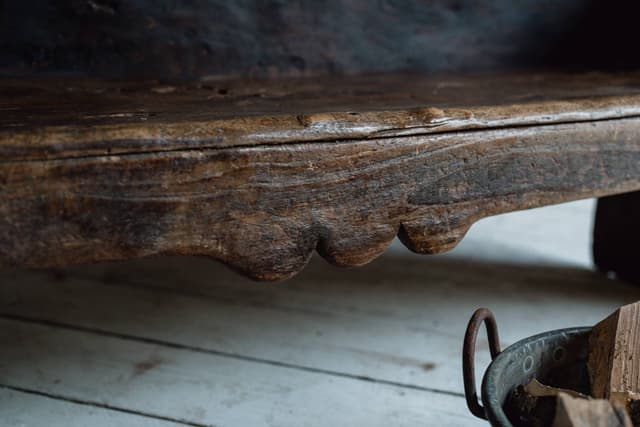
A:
[[2, 117, 640, 280]]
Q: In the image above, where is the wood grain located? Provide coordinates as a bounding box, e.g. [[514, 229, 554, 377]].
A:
[[0, 252, 640, 426], [3, 252, 636, 426], [2, 73, 640, 279], [6, 254, 640, 396], [552, 393, 632, 427], [0, 318, 483, 427], [589, 303, 640, 400], [3, 72, 640, 160], [0, 388, 187, 427]]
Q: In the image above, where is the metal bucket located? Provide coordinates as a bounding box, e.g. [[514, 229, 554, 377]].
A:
[[463, 308, 591, 426]]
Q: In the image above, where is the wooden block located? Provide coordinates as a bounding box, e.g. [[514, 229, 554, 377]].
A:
[[553, 393, 632, 427], [588, 302, 640, 399]]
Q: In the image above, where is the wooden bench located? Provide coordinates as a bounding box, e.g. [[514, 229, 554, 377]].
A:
[[2, 1, 639, 281]]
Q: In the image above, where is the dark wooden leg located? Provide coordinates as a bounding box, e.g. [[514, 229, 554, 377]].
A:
[[593, 191, 640, 284]]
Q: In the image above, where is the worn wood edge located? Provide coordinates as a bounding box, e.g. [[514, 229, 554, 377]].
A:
[[589, 302, 640, 399], [2, 118, 640, 280], [589, 310, 621, 399], [4, 95, 640, 161]]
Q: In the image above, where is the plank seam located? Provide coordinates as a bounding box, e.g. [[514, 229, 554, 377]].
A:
[[0, 384, 210, 427], [0, 312, 465, 399]]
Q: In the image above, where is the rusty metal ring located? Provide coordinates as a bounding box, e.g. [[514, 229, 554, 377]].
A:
[[462, 308, 501, 420]]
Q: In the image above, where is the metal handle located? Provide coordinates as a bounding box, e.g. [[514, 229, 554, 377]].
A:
[[462, 308, 501, 420]]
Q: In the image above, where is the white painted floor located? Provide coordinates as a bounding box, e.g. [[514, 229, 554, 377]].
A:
[[1, 199, 638, 426]]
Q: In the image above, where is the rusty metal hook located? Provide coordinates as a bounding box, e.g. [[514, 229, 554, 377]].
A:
[[462, 308, 501, 420]]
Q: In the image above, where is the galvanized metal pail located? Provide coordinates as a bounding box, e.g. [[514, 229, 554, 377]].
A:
[[462, 308, 591, 426]]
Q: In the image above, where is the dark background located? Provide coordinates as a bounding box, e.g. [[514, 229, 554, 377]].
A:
[[1, 0, 638, 80]]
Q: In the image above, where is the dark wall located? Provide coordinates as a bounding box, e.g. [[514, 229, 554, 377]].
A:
[[1, 0, 638, 79]]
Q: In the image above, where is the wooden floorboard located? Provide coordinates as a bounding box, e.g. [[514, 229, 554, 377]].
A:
[[2, 200, 640, 425], [54, 254, 640, 394], [0, 387, 186, 427], [0, 317, 480, 427]]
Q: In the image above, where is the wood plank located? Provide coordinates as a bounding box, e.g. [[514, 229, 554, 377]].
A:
[[0, 387, 186, 427], [3, 113, 640, 279], [3, 256, 640, 396], [0, 318, 483, 427], [3, 72, 640, 159]]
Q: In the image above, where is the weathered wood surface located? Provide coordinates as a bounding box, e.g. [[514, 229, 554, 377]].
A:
[[589, 302, 640, 400], [2, 73, 640, 279], [4, 255, 640, 397], [0, 388, 186, 427], [552, 393, 632, 427], [3, 72, 640, 159], [1, 249, 637, 426], [0, 318, 482, 427]]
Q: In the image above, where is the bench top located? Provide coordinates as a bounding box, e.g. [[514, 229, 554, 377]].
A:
[[3, 71, 640, 161]]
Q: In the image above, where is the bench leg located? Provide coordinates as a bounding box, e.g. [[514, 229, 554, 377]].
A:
[[593, 191, 640, 284]]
